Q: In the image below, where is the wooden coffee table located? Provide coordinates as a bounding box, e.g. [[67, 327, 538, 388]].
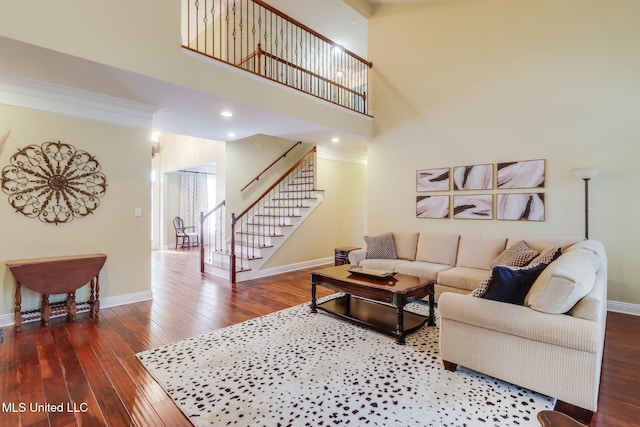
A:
[[311, 265, 435, 344]]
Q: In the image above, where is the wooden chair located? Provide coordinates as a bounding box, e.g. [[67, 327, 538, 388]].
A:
[[173, 217, 199, 249]]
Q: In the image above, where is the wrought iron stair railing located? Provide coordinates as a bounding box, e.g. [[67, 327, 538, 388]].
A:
[[199, 146, 321, 282], [182, 0, 372, 115]]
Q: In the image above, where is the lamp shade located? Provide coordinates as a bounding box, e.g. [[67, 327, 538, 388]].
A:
[[573, 168, 599, 180]]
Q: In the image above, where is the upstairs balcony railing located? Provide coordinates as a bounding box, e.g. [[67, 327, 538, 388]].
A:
[[181, 0, 372, 115]]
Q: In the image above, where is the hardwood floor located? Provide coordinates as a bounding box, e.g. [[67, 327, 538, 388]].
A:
[[0, 249, 639, 426]]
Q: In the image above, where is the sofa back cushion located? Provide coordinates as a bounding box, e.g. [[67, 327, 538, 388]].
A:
[[506, 237, 581, 253], [456, 236, 507, 269], [393, 232, 419, 261], [525, 241, 604, 314], [415, 233, 460, 266]]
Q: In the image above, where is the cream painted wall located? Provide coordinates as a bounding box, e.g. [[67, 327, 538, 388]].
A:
[[0, 106, 151, 317], [368, 0, 640, 303], [225, 136, 367, 268]]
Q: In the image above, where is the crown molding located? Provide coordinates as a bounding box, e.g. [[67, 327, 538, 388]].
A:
[[0, 72, 158, 128], [317, 145, 368, 165]]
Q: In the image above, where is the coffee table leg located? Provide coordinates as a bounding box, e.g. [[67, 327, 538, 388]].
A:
[[428, 291, 436, 327], [396, 304, 405, 345], [310, 274, 317, 313]]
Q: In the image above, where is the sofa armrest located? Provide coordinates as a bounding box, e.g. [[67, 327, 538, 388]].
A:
[[348, 248, 367, 265], [438, 293, 600, 353]]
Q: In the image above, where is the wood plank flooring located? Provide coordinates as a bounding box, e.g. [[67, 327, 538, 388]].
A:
[[0, 249, 638, 426]]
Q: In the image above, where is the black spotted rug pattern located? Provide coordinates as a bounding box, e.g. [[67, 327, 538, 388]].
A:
[[137, 296, 554, 426]]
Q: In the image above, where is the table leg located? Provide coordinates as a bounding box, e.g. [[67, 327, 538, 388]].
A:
[[14, 283, 22, 332], [310, 274, 317, 313], [67, 292, 77, 322], [94, 276, 100, 320], [396, 304, 406, 345], [345, 294, 351, 317], [428, 290, 436, 327], [41, 294, 50, 327]]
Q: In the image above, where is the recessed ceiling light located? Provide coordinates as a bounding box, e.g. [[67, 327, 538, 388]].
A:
[[227, 132, 236, 138], [221, 110, 233, 118], [331, 137, 340, 143]]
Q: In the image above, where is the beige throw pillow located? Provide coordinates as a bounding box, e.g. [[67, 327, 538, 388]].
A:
[[525, 248, 600, 314]]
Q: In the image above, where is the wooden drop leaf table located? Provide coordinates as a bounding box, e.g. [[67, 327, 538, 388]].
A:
[[6, 253, 107, 331]]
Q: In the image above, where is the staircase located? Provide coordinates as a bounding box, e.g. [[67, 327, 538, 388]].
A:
[[202, 147, 323, 282]]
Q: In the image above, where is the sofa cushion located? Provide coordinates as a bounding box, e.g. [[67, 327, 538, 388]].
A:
[[415, 233, 460, 266], [393, 232, 419, 261], [396, 261, 452, 280], [480, 263, 548, 305], [359, 258, 410, 271], [364, 233, 397, 259], [525, 247, 601, 314], [456, 236, 507, 269], [491, 240, 539, 267], [437, 266, 489, 292], [564, 239, 607, 259]]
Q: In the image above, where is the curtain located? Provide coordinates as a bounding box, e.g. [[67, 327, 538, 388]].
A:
[[179, 172, 208, 231]]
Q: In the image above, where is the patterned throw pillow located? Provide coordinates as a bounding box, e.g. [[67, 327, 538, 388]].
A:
[[491, 240, 539, 268], [529, 246, 562, 266], [364, 233, 398, 259], [472, 272, 493, 297]]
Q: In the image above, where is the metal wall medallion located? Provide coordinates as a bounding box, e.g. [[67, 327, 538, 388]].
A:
[[1, 141, 107, 224]]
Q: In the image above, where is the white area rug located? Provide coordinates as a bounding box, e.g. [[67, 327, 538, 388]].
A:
[[137, 297, 554, 426]]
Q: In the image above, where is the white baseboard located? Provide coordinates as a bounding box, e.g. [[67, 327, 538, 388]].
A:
[[248, 257, 334, 280], [2, 289, 636, 328], [607, 300, 640, 316], [0, 290, 153, 328]]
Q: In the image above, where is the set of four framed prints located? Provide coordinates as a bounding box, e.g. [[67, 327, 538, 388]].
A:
[[416, 159, 545, 221]]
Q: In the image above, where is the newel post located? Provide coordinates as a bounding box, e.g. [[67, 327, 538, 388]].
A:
[[199, 211, 205, 273], [230, 213, 237, 283]]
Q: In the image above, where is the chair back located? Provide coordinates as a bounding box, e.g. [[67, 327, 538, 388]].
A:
[[173, 217, 186, 235]]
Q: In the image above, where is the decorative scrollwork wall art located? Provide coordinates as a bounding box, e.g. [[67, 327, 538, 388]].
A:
[[1, 141, 107, 225]]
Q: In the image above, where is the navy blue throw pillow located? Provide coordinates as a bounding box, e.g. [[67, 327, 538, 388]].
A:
[[480, 263, 548, 305]]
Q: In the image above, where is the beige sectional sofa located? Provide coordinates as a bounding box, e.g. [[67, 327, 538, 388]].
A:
[[348, 232, 607, 421]]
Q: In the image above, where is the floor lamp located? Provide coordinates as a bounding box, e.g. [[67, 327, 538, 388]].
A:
[[573, 168, 599, 239]]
